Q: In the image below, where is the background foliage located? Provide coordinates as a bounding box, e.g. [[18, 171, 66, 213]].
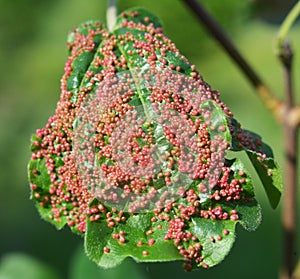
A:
[[0, 0, 299, 278]]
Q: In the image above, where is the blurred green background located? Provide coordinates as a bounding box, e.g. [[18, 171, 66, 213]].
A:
[[0, 0, 299, 278]]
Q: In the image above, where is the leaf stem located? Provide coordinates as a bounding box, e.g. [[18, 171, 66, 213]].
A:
[[277, 1, 300, 50], [107, 0, 118, 31], [181, 0, 283, 121]]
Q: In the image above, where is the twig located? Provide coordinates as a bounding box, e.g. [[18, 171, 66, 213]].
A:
[[276, 2, 300, 277], [277, 1, 300, 279], [276, 1, 300, 129], [107, 0, 118, 31], [181, 0, 283, 121], [280, 40, 298, 279], [277, 1, 300, 50]]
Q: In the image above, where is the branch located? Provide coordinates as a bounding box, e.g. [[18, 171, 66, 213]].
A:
[[181, 0, 283, 122], [276, 4, 300, 278], [280, 40, 298, 279]]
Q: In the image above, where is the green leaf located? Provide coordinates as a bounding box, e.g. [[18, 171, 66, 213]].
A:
[[66, 20, 105, 103], [85, 211, 182, 269], [191, 218, 236, 268], [236, 198, 262, 231], [247, 150, 282, 209], [217, 157, 262, 231], [228, 157, 255, 196], [67, 51, 95, 91], [114, 7, 163, 30], [28, 157, 63, 227], [190, 194, 261, 269], [28, 157, 51, 197], [230, 118, 282, 209], [222, 159, 262, 231], [206, 157, 262, 232]]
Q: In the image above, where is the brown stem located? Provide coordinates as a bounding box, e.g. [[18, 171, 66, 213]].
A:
[[282, 124, 298, 279], [280, 41, 298, 279], [181, 0, 283, 120]]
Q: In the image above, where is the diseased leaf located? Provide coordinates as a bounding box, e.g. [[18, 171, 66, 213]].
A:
[[28, 6, 281, 272]]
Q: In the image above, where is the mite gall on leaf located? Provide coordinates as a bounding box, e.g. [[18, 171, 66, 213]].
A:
[[28, 7, 282, 272]]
